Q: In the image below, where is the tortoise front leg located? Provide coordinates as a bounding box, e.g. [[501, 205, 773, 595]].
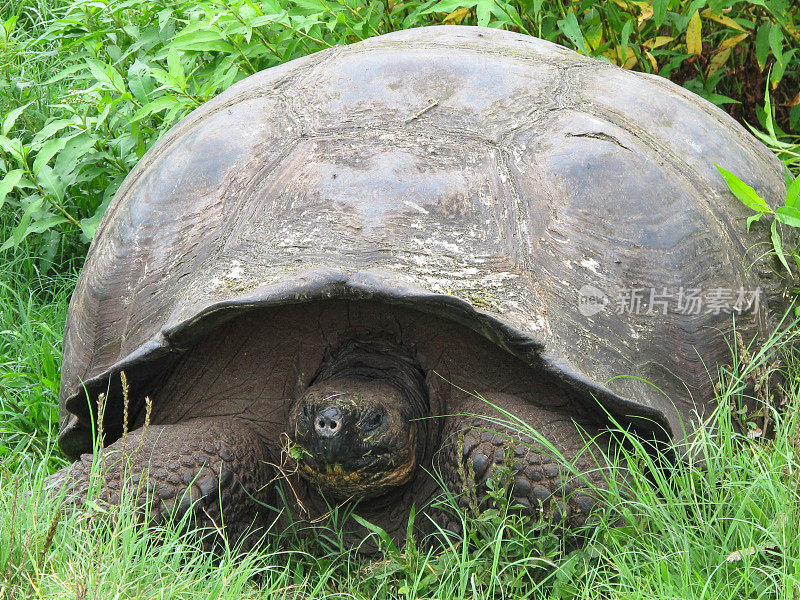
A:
[[48, 417, 275, 549], [437, 393, 624, 528]]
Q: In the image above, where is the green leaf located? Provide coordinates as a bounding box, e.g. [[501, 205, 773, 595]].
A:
[[768, 19, 784, 63], [171, 29, 236, 53], [0, 169, 23, 211], [0, 134, 25, 162], [85, 59, 114, 89], [79, 195, 112, 241], [786, 174, 800, 208], [1, 213, 67, 251], [23, 215, 69, 236], [746, 212, 762, 231], [43, 63, 89, 85], [770, 48, 796, 85], [475, 0, 497, 27], [350, 514, 399, 557], [53, 134, 97, 181], [620, 19, 633, 63], [1, 196, 43, 251], [109, 67, 127, 93], [791, 104, 800, 132], [167, 48, 184, 82], [775, 206, 800, 227], [32, 137, 70, 177], [2, 102, 31, 136], [31, 119, 75, 149], [158, 7, 174, 31], [128, 60, 153, 104], [4, 14, 18, 34], [716, 166, 772, 213], [771, 219, 791, 275], [36, 165, 66, 202], [131, 95, 177, 122], [653, 0, 668, 27], [755, 22, 771, 70], [557, 12, 588, 54]]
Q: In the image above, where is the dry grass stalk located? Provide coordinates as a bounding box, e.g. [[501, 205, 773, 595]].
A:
[[268, 433, 308, 516], [2, 474, 20, 584], [120, 371, 132, 487], [133, 396, 152, 459], [730, 331, 782, 438], [37, 508, 62, 570], [121, 371, 130, 447], [96, 392, 107, 501]]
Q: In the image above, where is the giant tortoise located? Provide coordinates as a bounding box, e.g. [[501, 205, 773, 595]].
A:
[[52, 26, 790, 547]]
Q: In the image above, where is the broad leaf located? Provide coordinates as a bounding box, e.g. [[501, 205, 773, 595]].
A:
[[32, 137, 70, 177], [755, 22, 772, 69], [2, 102, 31, 136], [686, 11, 702, 55], [557, 12, 588, 54], [1, 196, 43, 251], [716, 166, 772, 212], [37, 165, 66, 203], [775, 206, 800, 227], [0, 169, 23, 211], [620, 19, 633, 63], [786, 173, 800, 208], [771, 219, 792, 275]]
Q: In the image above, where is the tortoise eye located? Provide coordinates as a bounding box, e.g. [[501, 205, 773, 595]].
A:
[[362, 410, 383, 432]]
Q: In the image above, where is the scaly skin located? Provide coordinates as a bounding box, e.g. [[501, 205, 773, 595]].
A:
[[49, 417, 275, 551], [433, 392, 624, 533]]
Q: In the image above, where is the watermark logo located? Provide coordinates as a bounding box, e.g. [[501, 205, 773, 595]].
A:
[[577, 285, 610, 316], [577, 286, 761, 316]]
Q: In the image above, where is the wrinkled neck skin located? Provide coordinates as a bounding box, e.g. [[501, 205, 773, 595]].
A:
[[288, 339, 430, 501]]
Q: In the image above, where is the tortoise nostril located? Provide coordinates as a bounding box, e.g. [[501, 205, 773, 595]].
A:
[[317, 418, 338, 431], [314, 407, 343, 438]]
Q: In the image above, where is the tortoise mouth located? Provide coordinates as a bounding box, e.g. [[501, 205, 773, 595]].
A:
[[296, 450, 418, 500]]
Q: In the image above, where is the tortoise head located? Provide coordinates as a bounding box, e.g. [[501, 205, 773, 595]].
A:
[[288, 340, 429, 500]]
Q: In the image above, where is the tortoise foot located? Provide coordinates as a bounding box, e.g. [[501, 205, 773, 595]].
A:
[[48, 417, 275, 550], [438, 393, 623, 528]]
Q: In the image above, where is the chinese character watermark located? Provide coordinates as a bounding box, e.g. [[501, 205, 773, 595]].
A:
[[576, 286, 760, 316]]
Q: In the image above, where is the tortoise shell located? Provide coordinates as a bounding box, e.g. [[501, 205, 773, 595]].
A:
[[59, 25, 789, 459]]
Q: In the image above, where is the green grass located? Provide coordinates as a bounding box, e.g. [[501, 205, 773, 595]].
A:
[[0, 255, 74, 471]]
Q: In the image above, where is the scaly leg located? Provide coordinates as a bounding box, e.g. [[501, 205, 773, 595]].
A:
[[436, 393, 625, 528], [47, 416, 275, 549]]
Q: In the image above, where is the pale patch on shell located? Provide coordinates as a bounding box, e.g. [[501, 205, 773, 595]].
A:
[[580, 258, 600, 274], [402, 200, 430, 215], [226, 260, 244, 280]]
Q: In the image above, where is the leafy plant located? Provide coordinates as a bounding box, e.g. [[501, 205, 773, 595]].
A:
[[751, 79, 800, 177], [425, 0, 799, 127], [716, 163, 800, 273], [716, 87, 800, 278]]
